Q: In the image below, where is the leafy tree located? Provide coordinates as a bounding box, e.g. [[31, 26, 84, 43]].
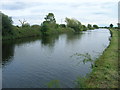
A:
[[59, 24, 66, 28], [2, 13, 13, 36], [41, 21, 49, 34], [65, 17, 82, 32], [93, 24, 99, 29], [31, 25, 40, 28], [41, 13, 57, 35], [87, 24, 93, 30], [44, 13, 56, 23], [110, 24, 113, 28], [82, 25, 87, 31]]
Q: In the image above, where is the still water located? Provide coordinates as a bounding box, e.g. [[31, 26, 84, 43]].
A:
[[2, 29, 111, 88]]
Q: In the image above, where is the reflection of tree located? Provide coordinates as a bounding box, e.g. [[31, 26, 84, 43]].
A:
[[41, 35, 59, 48], [2, 42, 15, 66], [66, 33, 83, 44], [41, 35, 59, 54], [2, 37, 41, 66]]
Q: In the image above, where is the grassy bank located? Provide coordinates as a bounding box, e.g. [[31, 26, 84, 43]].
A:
[[84, 29, 119, 88]]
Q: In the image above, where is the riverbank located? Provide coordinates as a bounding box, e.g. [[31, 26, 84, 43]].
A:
[[2, 26, 74, 40], [2, 26, 41, 40], [84, 29, 119, 88]]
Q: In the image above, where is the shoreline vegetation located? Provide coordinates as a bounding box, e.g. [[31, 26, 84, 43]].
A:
[[77, 29, 119, 88], [2, 12, 99, 40]]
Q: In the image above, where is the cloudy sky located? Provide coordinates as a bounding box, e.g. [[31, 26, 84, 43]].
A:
[[0, 0, 119, 27]]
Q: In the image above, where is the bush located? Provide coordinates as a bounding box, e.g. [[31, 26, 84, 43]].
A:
[[93, 25, 99, 29], [2, 13, 13, 36], [65, 17, 82, 32]]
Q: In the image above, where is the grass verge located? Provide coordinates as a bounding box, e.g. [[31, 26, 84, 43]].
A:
[[84, 29, 119, 88]]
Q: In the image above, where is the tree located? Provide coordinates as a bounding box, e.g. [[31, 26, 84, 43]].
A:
[[19, 19, 30, 27], [59, 24, 66, 28], [44, 13, 56, 23], [110, 24, 113, 28], [82, 25, 88, 31], [87, 24, 93, 30], [117, 23, 120, 29], [65, 17, 82, 32], [93, 24, 99, 29], [2, 13, 13, 36], [41, 13, 57, 35]]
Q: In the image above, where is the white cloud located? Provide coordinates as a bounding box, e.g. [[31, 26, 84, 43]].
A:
[[1, 0, 119, 26]]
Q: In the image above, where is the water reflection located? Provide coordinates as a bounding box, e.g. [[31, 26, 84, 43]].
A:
[[2, 42, 15, 66], [2, 37, 41, 66], [66, 33, 83, 44], [2, 35, 60, 66], [41, 35, 59, 46], [2, 33, 83, 66]]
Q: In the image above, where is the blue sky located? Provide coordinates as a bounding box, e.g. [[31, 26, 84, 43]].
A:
[[1, 0, 119, 27]]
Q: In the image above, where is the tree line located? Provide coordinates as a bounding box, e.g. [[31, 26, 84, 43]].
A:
[[2, 12, 100, 39]]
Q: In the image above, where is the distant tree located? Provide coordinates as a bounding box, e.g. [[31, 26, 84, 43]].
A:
[[87, 24, 93, 30], [31, 25, 41, 30], [59, 24, 66, 28], [31, 25, 40, 28], [93, 24, 99, 29], [41, 13, 57, 35], [82, 25, 88, 31], [65, 17, 82, 32], [41, 21, 49, 33], [117, 23, 120, 28], [110, 24, 113, 28], [44, 13, 56, 23], [104, 26, 108, 28], [19, 19, 30, 27], [2, 13, 13, 36]]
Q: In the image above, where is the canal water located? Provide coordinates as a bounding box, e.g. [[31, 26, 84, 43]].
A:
[[2, 29, 111, 88]]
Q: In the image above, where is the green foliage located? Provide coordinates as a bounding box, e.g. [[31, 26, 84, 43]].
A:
[[44, 13, 56, 23], [110, 24, 113, 28], [59, 24, 66, 28], [47, 80, 60, 88], [82, 25, 88, 31], [2, 12, 99, 40], [22, 23, 30, 27], [93, 24, 99, 29], [41, 21, 58, 35], [41, 13, 58, 35], [71, 53, 94, 67], [65, 17, 82, 32], [3, 25, 41, 40], [41, 13, 74, 35], [87, 24, 93, 30], [85, 29, 119, 88], [75, 77, 86, 88], [31, 25, 41, 29], [2, 12, 13, 36]]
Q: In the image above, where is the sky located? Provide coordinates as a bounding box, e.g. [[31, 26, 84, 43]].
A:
[[0, 0, 119, 27]]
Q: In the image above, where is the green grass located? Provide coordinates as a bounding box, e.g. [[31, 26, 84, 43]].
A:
[[84, 29, 119, 88]]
